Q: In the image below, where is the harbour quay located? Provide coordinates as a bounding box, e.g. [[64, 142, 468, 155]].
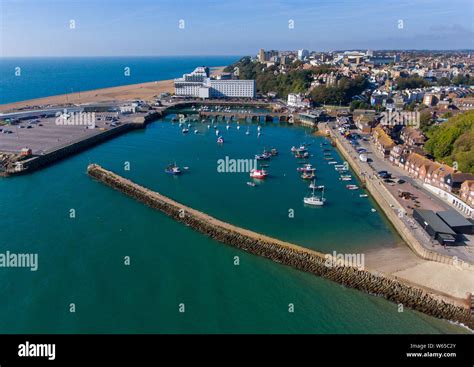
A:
[[0, 106, 160, 176]]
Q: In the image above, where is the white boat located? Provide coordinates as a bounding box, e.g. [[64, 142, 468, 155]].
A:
[[304, 186, 325, 206], [226, 125, 230, 130], [360, 194, 368, 198], [237, 125, 240, 130], [346, 184, 359, 190], [309, 180, 324, 190], [216, 130, 219, 136], [327, 161, 338, 165], [194, 129, 199, 134], [249, 169, 268, 179], [245, 128, 250, 135], [246, 181, 256, 187], [182, 128, 189, 134], [340, 176, 352, 181], [217, 136, 224, 144], [207, 125, 211, 129]]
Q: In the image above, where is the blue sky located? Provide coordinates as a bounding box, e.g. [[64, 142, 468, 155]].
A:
[[1, 0, 473, 56]]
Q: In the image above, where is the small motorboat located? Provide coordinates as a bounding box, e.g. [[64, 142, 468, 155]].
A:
[[270, 148, 278, 156], [182, 128, 189, 134], [217, 136, 224, 144], [327, 161, 337, 165], [346, 184, 359, 190], [216, 130, 219, 136], [309, 181, 324, 190], [249, 169, 268, 179], [237, 125, 240, 130], [360, 194, 368, 198], [301, 172, 315, 180], [165, 163, 181, 175], [194, 129, 199, 134], [246, 181, 256, 187], [297, 164, 315, 173], [340, 176, 352, 181]]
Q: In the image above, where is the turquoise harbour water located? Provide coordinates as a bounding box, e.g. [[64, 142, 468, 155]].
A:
[[0, 114, 467, 333], [0, 57, 467, 333]]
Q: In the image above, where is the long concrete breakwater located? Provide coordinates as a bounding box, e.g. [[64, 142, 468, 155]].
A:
[[87, 163, 474, 328]]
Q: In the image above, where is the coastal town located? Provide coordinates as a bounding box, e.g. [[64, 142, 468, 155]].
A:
[[1, 48, 473, 330]]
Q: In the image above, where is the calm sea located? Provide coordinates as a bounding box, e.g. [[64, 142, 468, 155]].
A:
[[0, 57, 467, 333], [0, 56, 239, 104]]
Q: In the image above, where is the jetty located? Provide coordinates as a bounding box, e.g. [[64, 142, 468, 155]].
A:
[[87, 163, 474, 328]]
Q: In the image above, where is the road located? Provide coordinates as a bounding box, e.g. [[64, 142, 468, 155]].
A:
[[325, 120, 474, 264]]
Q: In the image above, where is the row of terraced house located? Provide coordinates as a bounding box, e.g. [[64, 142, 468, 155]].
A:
[[371, 125, 474, 218]]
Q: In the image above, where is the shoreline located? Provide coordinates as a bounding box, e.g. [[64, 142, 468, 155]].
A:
[[87, 163, 474, 329], [0, 66, 226, 113]]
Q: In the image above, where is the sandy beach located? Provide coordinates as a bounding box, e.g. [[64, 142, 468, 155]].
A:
[[0, 66, 226, 113]]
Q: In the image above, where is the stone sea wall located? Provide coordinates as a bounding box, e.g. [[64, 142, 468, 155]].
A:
[[87, 164, 474, 329], [331, 132, 474, 270]]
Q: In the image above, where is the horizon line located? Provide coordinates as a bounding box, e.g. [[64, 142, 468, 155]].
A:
[[1, 49, 474, 58]]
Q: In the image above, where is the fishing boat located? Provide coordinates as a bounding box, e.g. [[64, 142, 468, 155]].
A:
[[309, 180, 324, 190], [255, 150, 271, 160], [217, 136, 224, 144], [249, 169, 268, 179], [295, 151, 310, 159], [346, 184, 359, 190], [297, 164, 315, 172], [304, 186, 325, 206], [246, 181, 256, 187], [301, 172, 315, 180], [165, 163, 181, 175]]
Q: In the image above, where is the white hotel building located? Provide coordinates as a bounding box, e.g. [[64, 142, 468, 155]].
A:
[[174, 67, 255, 99]]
